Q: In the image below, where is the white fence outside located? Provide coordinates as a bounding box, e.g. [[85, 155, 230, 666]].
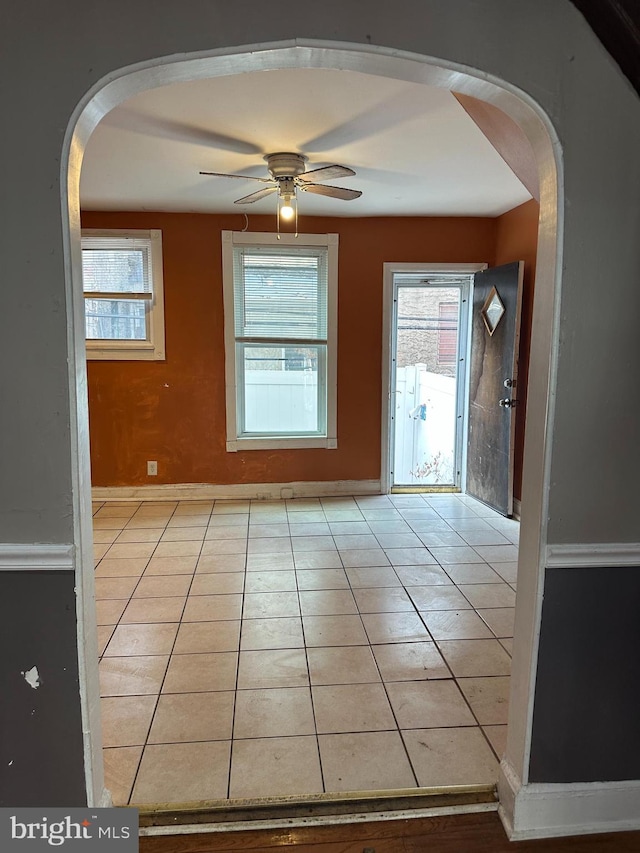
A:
[[393, 364, 457, 486], [244, 370, 318, 433], [242, 366, 456, 483]]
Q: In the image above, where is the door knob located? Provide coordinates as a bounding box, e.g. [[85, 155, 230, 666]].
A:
[[499, 398, 517, 408], [504, 378, 515, 388]]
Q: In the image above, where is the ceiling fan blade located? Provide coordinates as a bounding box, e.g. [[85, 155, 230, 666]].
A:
[[302, 90, 424, 153], [200, 171, 273, 183], [234, 186, 278, 204], [102, 108, 263, 155], [299, 183, 362, 200], [297, 164, 356, 183]]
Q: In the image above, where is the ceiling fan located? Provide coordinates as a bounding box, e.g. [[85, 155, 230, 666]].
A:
[[200, 152, 362, 219]]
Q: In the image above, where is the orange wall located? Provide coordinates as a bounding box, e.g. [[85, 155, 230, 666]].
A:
[[494, 199, 540, 501], [83, 211, 500, 487]]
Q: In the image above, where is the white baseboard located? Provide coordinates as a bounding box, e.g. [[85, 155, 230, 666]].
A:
[[546, 542, 640, 568], [92, 479, 382, 502], [0, 543, 74, 571], [512, 497, 522, 520], [498, 759, 640, 840]]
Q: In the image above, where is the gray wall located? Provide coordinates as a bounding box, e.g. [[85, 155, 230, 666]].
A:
[[1, 0, 639, 812], [0, 573, 86, 806], [530, 567, 640, 783]]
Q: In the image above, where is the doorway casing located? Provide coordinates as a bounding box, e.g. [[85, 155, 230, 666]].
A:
[[62, 40, 561, 835]]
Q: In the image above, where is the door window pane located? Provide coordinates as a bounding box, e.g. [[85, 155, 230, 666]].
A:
[[394, 287, 461, 485]]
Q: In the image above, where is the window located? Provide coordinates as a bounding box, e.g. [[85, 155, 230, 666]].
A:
[[437, 301, 458, 366], [81, 229, 165, 360], [222, 231, 338, 451]]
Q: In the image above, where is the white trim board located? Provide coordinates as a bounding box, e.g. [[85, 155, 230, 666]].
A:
[[0, 544, 74, 571], [546, 543, 640, 568], [499, 759, 640, 840], [92, 479, 382, 502]]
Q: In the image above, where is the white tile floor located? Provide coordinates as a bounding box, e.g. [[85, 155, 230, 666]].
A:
[[93, 492, 518, 806]]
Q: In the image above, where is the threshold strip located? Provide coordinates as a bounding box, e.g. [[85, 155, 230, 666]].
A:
[[137, 784, 497, 833], [390, 486, 461, 494]]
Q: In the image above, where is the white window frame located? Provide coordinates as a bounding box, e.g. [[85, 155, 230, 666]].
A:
[[81, 229, 165, 360], [222, 230, 338, 452]]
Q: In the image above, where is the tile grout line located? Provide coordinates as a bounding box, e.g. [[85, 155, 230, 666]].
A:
[[362, 503, 462, 788], [293, 502, 326, 795], [225, 504, 250, 800], [126, 500, 212, 805], [426, 499, 511, 763], [340, 496, 428, 791], [122, 499, 183, 805], [96, 503, 165, 805]]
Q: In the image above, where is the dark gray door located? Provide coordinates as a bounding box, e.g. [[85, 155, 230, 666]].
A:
[[466, 261, 524, 516]]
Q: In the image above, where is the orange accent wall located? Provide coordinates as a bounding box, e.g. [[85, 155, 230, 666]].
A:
[[83, 211, 500, 487], [494, 199, 540, 502]]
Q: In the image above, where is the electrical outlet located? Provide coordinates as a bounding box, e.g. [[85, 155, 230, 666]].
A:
[[147, 461, 158, 476]]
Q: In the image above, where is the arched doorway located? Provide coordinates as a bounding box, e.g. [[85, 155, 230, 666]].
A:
[[63, 41, 561, 830]]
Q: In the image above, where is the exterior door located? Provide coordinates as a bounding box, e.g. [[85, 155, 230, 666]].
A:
[[466, 261, 524, 515], [390, 275, 470, 489]]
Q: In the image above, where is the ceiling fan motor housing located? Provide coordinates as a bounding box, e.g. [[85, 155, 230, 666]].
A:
[[277, 177, 296, 199], [265, 152, 307, 179], [200, 152, 360, 205]]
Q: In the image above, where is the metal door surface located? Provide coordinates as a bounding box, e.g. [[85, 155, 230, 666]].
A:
[[466, 261, 523, 515]]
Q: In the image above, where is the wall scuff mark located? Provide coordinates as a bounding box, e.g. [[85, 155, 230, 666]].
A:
[[21, 666, 41, 689]]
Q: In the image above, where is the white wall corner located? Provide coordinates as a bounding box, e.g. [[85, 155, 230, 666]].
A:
[[498, 759, 640, 840]]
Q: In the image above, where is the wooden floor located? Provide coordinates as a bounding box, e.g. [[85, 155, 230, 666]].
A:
[[139, 811, 640, 852]]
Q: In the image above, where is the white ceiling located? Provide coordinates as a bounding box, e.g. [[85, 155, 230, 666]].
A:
[[81, 68, 531, 218]]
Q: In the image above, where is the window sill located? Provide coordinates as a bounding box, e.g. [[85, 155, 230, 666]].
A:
[[86, 344, 165, 361], [227, 437, 338, 452]]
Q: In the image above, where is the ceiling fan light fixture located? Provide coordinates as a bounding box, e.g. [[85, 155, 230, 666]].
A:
[[276, 189, 297, 237], [276, 176, 297, 234], [279, 192, 296, 221]]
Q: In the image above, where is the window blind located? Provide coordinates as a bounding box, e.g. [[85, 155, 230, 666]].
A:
[[438, 301, 459, 364], [82, 235, 152, 294], [233, 245, 328, 340]]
